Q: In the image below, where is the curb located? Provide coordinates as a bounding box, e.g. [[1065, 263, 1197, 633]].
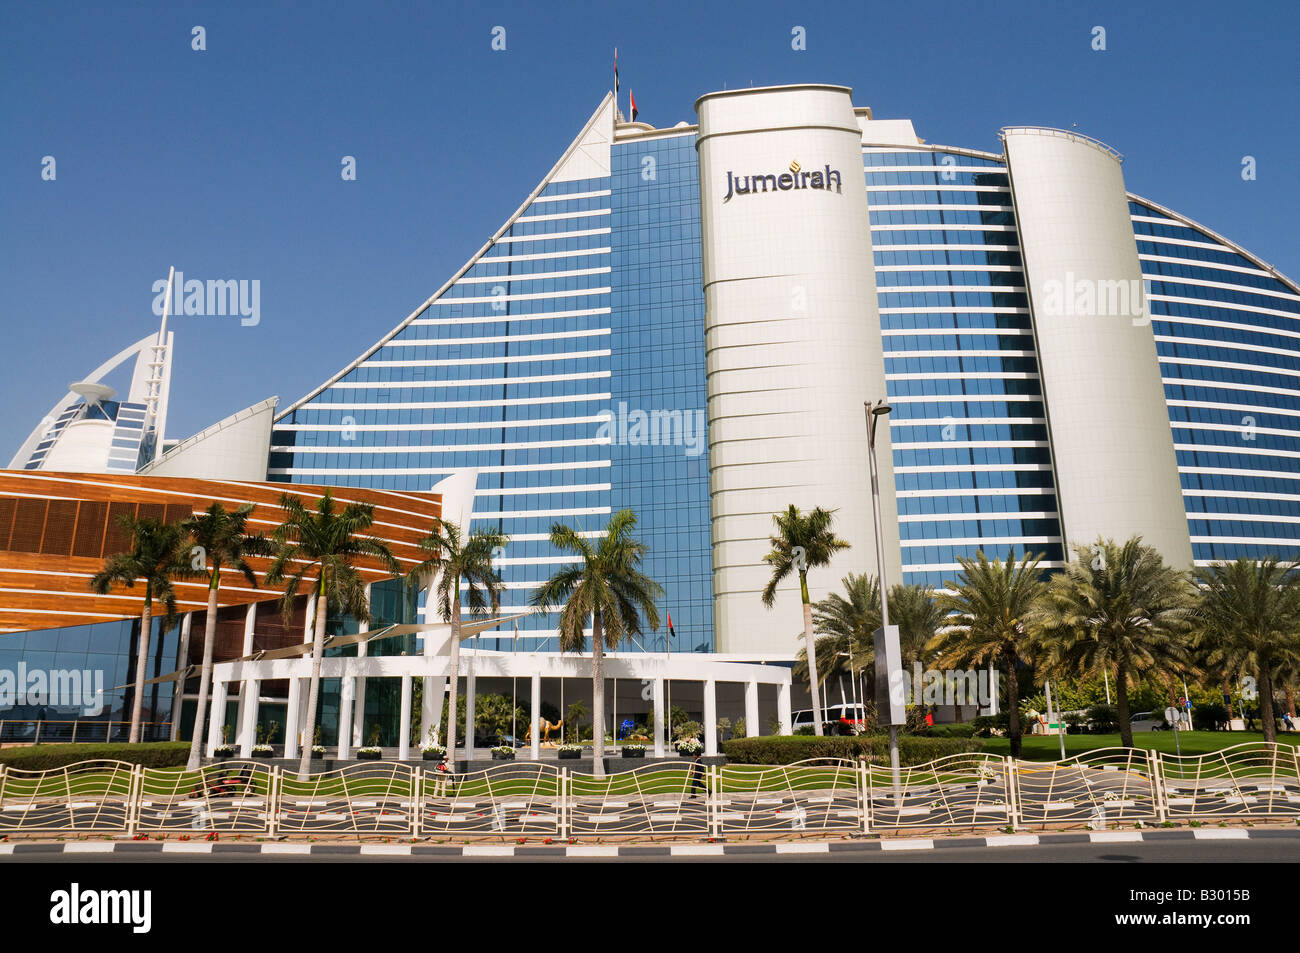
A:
[[3, 828, 1298, 859]]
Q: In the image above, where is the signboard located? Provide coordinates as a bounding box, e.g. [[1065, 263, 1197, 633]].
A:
[[874, 624, 905, 726]]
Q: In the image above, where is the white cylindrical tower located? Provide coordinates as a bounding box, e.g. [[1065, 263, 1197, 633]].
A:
[[1002, 127, 1192, 567], [695, 84, 899, 655]]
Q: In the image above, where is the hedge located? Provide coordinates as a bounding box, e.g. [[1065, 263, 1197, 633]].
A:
[[0, 742, 191, 772], [722, 734, 986, 766]]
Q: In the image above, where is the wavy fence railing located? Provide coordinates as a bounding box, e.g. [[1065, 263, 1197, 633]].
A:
[[1, 743, 1296, 837]]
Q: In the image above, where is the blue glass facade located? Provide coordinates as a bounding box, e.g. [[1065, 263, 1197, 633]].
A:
[[610, 133, 711, 653], [269, 123, 713, 652], [866, 147, 1065, 588], [1132, 199, 1300, 564]]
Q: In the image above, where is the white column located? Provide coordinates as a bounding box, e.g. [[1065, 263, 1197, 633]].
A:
[[398, 675, 413, 760], [778, 681, 793, 736], [206, 679, 228, 756], [530, 674, 541, 761], [464, 651, 476, 762], [237, 677, 260, 756], [234, 603, 258, 754], [353, 589, 370, 747], [653, 677, 665, 758], [703, 679, 718, 756], [422, 675, 445, 748], [745, 680, 760, 737], [284, 676, 302, 759], [170, 612, 192, 741], [337, 675, 354, 759]]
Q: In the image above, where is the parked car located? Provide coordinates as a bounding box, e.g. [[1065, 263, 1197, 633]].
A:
[[1128, 711, 1168, 732], [792, 704, 868, 734]]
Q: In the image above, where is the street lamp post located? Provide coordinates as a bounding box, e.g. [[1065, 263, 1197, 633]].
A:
[[864, 399, 901, 796]]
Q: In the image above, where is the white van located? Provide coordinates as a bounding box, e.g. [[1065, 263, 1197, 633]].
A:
[[791, 703, 868, 733]]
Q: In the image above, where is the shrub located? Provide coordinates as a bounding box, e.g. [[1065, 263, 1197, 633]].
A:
[[970, 714, 1009, 738], [0, 742, 191, 772], [922, 722, 979, 739], [721, 734, 986, 766], [1192, 702, 1229, 732], [1086, 705, 1119, 734]]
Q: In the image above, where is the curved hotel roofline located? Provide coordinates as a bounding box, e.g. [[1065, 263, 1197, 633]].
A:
[[10, 82, 1300, 663]]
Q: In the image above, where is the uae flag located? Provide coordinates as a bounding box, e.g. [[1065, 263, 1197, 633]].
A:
[[667, 610, 676, 644], [630, 90, 639, 122], [614, 48, 619, 97]]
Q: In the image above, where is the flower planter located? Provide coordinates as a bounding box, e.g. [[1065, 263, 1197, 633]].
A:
[[621, 748, 646, 759], [558, 749, 581, 760], [311, 748, 326, 760], [356, 749, 382, 761], [422, 750, 446, 762], [214, 748, 236, 760], [252, 750, 274, 759], [677, 748, 702, 758], [491, 750, 515, 761]]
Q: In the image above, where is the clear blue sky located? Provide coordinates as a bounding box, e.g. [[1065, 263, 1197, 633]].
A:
[[2, 0, 1296, 457]]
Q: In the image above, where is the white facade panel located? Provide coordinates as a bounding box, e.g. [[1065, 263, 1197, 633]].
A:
[[696, 85, 900, 654], [1003, 128, 1193, 567]]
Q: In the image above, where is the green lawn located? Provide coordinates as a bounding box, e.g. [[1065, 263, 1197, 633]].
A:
[[982, 731, 1300, 761]]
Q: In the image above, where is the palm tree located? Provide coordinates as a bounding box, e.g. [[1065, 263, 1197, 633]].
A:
[[405, 519, 507, 756], [1191, 557, 1300, 744], [930, 550, 1048, 757], [90, 515, 197, 743], [761, 505, 850, 736], [265, 491, 399, 779], [182, 503, 273, 770], [531, 510, 662, 776], [1031, 537, 1194, 747], [796, 574, 942, 703]]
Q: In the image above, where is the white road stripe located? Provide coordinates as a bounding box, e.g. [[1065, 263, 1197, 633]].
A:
[[162, 842, 213, 853], [64, 842, 115, 853], [881, 838, 934, 851], [670, 844, 723, 856], [1193, 828, 1249, 840], [261, 843, 312, 854], [775, 842, 829, 854], [1088, 831, 1144, 843], [462, 845, 514, 857], [360, 844, 412, 855], [566, 845, 618, 857]]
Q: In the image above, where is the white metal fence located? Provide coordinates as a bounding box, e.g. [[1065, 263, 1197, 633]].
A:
[[1, 743, 1296, 838]]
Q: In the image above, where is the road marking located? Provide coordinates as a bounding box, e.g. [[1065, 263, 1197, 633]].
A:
[[261, 843, 311, 854], [1088, 831, 1143, 843], [648, 814, 682, 822], [670, 844, 723, 856], [360, 844, 411, 855], [587, 814, 621, 823], [462, 845, 514, 857], [985, 834, 1038, 847], [1193, 829, 1249, 840], [567, 845, 618, 857], [0, 844, 13, 854], [881, 838, 934, 851], [64, 842, 115, 853], [775, 842, 828, 854], [162, 842, 213, 853]]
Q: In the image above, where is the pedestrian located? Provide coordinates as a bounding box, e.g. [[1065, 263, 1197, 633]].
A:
[[1283, 711, 1296, 732], [689, 751, 707, 798]]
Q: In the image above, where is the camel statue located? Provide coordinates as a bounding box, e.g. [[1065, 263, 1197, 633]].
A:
[[525, 717, 564, 746]]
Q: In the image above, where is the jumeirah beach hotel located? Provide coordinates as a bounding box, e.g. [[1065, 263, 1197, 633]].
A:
[[3, 83, 1299, 753]]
